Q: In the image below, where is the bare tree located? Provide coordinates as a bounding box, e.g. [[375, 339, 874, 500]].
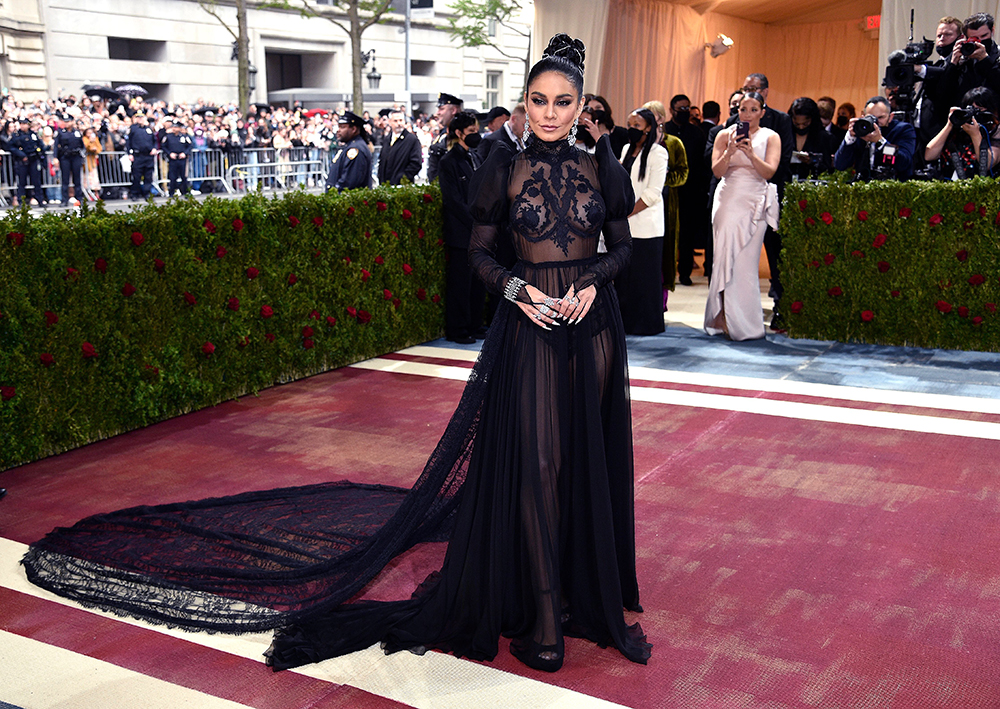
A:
[[199, 0, 251, 116], [446, 0, 531, 93]]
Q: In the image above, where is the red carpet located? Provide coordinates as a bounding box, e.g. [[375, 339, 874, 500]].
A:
[[3, 348, 1000, 707]]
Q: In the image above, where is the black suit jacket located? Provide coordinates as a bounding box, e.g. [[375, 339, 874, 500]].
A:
[[833, 119, 916, 180], [377, 129, 422, 185], [438, 144, 476, 248], [474, 124, 518, 165]]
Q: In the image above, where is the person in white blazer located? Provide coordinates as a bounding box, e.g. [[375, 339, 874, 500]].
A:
[[615, 107, 668, 335]]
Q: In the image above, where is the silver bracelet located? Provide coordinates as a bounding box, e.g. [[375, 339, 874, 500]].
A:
[[503, 276, 527, 303]]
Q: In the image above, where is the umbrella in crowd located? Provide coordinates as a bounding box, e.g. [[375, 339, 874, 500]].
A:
[[115, 84, 148, 96], [192, 106, 219, 116], [81, 84, 118, 100], [304, 108, 330, 117]]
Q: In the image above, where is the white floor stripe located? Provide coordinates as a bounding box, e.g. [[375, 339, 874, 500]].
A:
[[0, 629, 255, 709], [354, 357, 1000, 441], [0, 538, 625, 709], [400, 345, 1000, 414]]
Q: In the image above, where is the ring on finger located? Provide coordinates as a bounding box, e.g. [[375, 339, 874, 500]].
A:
[[533, 312, 542, 320], [543, 297, 557, 307], [539, 305, 551, 316]]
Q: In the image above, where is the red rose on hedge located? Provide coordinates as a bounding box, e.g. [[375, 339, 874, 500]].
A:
[[202, 342, 215, 355], [65, 267, 79, 280], [827, 286, 843, 297], [361, 269, 371, 282], [417, 228, 426, 239], [929, 213, 943, 226], [958, 306, 970, 318], [347, 306, 358, 317], [973, 316, 984, 325], [303, 338, 315, 349], [7, 231, 24, 246], [392, 298, 401, 310], [81, 342, 97, 358], [184, 291, 197, 305], [402, 209, 413, 220], [979, 205, 987, 217], [969, 274, 986, 286], [851, 250, 865, 259], [437, 239, 444, 246], [204, 219, 216, 234], [383, 289, 392, 300], [391, 230, 399, 239], [798, 199, 808, 211], [260, 305, 274, 318], [872, 234, 887, 248], [239, 336, 250, 348], [313, 216, 324, 227], [877, 261, 890, 273], [820, 212, 833, 225], [432, 294, 441, 303], [246, 267, 259, 279], [956, 249, 968, 261], [416, 288, 427, 300], [790, 301, 803, 314], [228, 297, 239, 311], [289, 216, 300, 227], [326, 316, 336, 327], [40, 353, 54, 367], [309, 310, 320, 320], [0, 386, 15, 401], [313, 249, 322, 258], [936, 300, 952, 313], [987, 303, 997, 313], [805, 217, 816, 227], [288, 273, 298, 285], [861, 310, 874, 322], [357, 310, 372, 324], [232, 218, 244, 231], [891, 290, 901, 298], [343, 256, 351, 263], [376, 201, 388, 212], [857, 211, 868, 221], [131, 231, 145, 246], [94, 258, 108, 273], [347, 206, 355, 216], [423, 193, 433, 203], [823, 253, 835, 265], [375, 255, 384, 265], [154, 258, 166, 273], [44, 311, 58, 327], [364, 231, 371, 239], [964, 202, 976, 214], [216, 245, 227, 258], [265, 333, 276, 342], [122, 282, 137, 297], [402, 263, 413, 274], [899, 208, 912, 218], [302, 326, 314, 337], [810, 260, 820, 268]]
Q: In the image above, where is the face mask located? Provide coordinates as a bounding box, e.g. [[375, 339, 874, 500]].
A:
[[836, 115, 849, 128], [627, 127, 645, 144], [463, 132, 482, 148], [983, 38, 996, 53], [729, 106, 739, 116], [794, 126, 810, 136], [937, 42, 955, 58], [673, 106, 690, 121]]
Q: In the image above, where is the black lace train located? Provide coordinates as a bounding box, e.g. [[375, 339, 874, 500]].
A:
[[22, 135, 652, 670]]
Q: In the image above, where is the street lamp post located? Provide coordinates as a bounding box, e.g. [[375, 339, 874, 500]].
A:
[[362, 49, 380, 91], [248, 64, 257, 102]]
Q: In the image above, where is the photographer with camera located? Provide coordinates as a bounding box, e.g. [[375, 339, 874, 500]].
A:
[[908, 17, 965, 150], [924, 86, 1000, 178], [834, 96, 916, 180], [925, 14, 1000, 115]]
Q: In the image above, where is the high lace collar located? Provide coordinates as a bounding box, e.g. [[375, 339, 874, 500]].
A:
[[526, 136, 574, 158]]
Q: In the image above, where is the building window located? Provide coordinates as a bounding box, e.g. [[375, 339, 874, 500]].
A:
[[487, 18, 498, 37], [486, 71, 501, 109], [410, 60, 435, 76], [107, 37, 167, 62]]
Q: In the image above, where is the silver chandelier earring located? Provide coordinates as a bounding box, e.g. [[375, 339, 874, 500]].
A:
[[568, 118, 578, 147], [522, 121, 531, 145]]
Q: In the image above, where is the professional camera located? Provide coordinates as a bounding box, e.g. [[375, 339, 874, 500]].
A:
[[960, 41, 979, 57], [853, 116, 877, 137], [950, 107, 974, 126], [883, 38, 934, 89]]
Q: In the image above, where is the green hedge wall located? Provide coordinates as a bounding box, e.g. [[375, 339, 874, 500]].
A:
[[0, 186, 444, 471], [781, 176, 1000, 351]]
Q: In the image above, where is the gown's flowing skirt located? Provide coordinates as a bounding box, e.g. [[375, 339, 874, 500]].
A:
[[23, 257, 651, 670], [703, 167, 778, 341]]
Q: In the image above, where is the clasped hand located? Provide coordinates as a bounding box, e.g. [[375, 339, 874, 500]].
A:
[[517, 283, 597, 330]]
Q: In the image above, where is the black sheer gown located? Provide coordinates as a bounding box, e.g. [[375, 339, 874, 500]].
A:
[[22, 134, 651, 671]]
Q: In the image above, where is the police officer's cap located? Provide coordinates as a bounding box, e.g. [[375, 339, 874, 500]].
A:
[[338, 111, 365, 130], [378, 107, 392, 118], [437, 93, 464, 108], [485, 106, 511, 123], [18, 117, 30, 124]]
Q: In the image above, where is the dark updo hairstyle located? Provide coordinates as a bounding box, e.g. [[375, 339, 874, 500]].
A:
[[446, 109, 478, 149], [630, 107, 658, 181], [525, 34, 586, 99], [740, 91, 767, 110]]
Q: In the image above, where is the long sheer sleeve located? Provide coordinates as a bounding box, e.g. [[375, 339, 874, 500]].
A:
[[572, 135, 633, 292], [468, 142, 530, 303]]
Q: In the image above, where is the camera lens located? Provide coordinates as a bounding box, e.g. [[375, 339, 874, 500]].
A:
[[950, 108, 974, 126], [854, 117, 876, 137], [961, 42, 978, 56]]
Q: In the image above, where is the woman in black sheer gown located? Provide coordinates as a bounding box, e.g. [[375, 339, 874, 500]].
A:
[[22, 34, 651, 674]]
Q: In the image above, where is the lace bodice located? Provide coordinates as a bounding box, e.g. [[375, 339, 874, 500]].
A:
[[469, 135, 634, 301]]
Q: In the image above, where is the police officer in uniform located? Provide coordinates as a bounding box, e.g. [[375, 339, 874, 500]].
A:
[[9, 117, 47, 207], [426, 92, 463, 181], [164, 120, 193, 196], [53, 114, 85, 207], [325, 111, 372, 192], [126, 112, 157, 200]]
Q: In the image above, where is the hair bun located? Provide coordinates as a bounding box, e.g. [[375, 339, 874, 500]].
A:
[[543, 33, 586, 74]]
